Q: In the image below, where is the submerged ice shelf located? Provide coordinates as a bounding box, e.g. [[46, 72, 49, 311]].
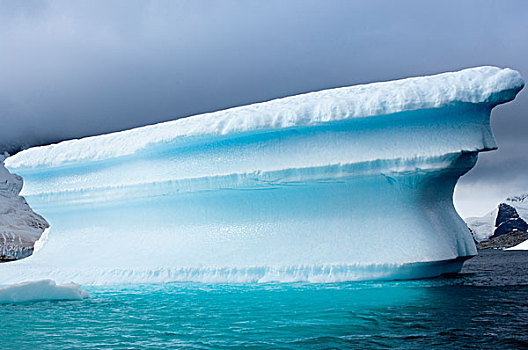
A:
[[0, 279, 89, 303], [0, 66, 524, 285]]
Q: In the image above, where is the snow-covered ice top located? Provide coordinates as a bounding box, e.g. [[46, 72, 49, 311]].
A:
[[0, 279, 89, 303], [5, 66, 524, 169]]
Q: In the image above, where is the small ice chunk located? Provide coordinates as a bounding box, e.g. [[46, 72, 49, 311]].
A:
[[0, 279, 89, 303]]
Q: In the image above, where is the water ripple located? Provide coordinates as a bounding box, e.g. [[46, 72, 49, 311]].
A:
[[1, 250, 527, 349]]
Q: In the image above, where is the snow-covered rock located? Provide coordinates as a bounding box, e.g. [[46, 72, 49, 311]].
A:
[[0, 155, 48, 260], [466, 194, 528, 248]]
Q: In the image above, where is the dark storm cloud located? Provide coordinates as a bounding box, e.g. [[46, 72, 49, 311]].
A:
[[0, 0, 527, 200]]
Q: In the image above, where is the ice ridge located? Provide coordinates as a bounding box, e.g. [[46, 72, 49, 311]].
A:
[[5, 66, 523, 170]]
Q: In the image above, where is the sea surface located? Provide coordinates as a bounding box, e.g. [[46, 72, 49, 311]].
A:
[[1, 249, 527, 349]]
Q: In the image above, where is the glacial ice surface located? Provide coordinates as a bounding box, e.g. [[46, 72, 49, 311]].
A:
[[0, 66, 524, 285]]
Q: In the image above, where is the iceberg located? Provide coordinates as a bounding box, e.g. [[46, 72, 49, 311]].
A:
[[0, 66, 524, 285], [0, 279, 89, 303]]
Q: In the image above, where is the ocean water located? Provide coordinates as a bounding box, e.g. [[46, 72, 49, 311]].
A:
[[1, 250, 527, 349]]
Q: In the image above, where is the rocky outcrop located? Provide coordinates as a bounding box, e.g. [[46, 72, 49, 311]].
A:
[[467, 194, 528, 249], [492, 203, 528, 237], [476, 230, 528, 249], [1, 155, 48, 261]]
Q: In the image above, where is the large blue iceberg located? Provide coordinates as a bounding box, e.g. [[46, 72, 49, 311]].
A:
[[0, 66, 524, 285]]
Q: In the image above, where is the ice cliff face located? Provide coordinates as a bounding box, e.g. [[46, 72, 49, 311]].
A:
[[0, 157, 48, 260], [0, 66, 524, 285]]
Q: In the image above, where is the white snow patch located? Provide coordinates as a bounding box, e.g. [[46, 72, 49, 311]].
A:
[[0, 279, 89, 303], [507, 239, 528, 250], [466, 208, 498, 242], [33, 227, 50, 254]]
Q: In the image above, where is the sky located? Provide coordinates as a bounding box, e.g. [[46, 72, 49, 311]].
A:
[[0, 0, 527, 217]]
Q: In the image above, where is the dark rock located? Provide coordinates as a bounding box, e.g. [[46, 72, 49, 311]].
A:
[[492, 203, 528, 238], [0, 255, 18, 263], [495, 203, 520, 224]]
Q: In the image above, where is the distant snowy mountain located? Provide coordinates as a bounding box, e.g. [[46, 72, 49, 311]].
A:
[[0, 154, 48, 261], [466, 194, 528, 249]]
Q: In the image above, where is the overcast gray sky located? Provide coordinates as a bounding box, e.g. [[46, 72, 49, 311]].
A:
[[0, 0, 527, 217]]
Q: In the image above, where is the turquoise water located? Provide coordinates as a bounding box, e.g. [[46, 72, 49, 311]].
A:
[[1, 250, 527, 349]]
